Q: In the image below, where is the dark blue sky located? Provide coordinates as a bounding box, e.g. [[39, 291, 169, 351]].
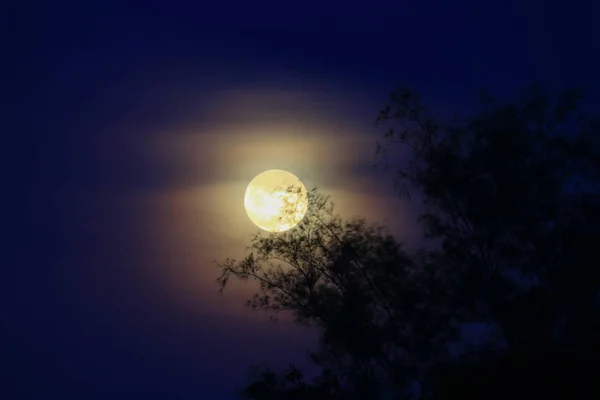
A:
[[3, 1, 598, 399]]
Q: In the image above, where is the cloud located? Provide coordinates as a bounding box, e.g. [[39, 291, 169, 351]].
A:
[[30, 60, 417, 328]]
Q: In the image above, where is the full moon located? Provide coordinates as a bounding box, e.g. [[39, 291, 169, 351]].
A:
[[244, 169, 309, 232]]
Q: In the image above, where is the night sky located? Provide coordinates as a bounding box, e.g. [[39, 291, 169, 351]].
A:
[[3, 1, 599, 399]]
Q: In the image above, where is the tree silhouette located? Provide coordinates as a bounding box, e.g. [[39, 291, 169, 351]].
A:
[[217, 188, 458, 399], [376, 84, 600, 397], [217, 84, 600, 399]]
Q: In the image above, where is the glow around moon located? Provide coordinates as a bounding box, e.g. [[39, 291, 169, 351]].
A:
[[244, 170, 309, 232]]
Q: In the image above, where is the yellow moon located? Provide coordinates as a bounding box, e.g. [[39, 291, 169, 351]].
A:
[[244, 169, 308, 232]]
